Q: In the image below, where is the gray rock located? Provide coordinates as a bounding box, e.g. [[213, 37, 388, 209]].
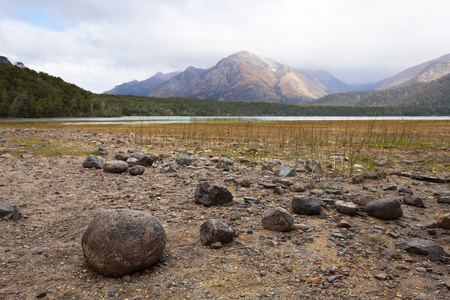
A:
[[160, 163, 179, 173], [305, 160, 322, 173], [176, 154, 196, 166], [289, 184, 306, 193], [351, 175, 364, 184], [218, 158, 234, 166], [274, 186, 286, 195], [131, 151, 146, 160], [274, 167, 295, 177], [194, 182, 233, 207], [82, 209, 166, 277], [403, 195, 425, 208], [129, 165, 145, 176], [395, 238, 448, 262], [437, 196, 450, 204], [335, 200, 358, 216], [135, 156, 154, 167], [0, 202, 21, 220], [358, 195, 377, 206], [115, 153, 129, 161], [200, 219, 236, 246], [244, 196, 259, 204], [292, 196, 322, 215], [325, 187, 343, 195], [103, 160, 129, 174], [262, 207, 294, 232], [260, 182, 278, 189], [365, 198, 403, 220], [126, 157, 138, 166], [0, 153, 12, 159], [82, 155, 106, 169], [398, 187, 413, 194], [382, 184, 397, 191]]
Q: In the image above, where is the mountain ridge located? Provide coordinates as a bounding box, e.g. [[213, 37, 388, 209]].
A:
[[374, 53, 450, 90], [147, 51, 352, 104]]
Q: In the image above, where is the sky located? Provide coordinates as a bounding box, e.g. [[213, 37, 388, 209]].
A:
[[1, 0, 450, 93]]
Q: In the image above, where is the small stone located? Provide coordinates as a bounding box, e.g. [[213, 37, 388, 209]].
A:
[[351, 175, 364, 184], [305, 160, 322, 173], [358, 195, 377, 206], [335, 200, 358, 216], [0, 153, 12, 159], [122, 275, 132, 282], [289, 184, 306, 193], [403, 195, 425, 208], [129, 165, 145, 176], [374, 273, 388, 280], [274, 186, 286, 195], [395, 238, 448, 262], [194, 182, 233, 207], [21, 153, 33, 159], [244, 196, 259, 204], [338, 218, 353, 228], [274, 167, 295, 177], [261, 207, 294, 232], [200, 219, 236, 246], [437, 213, 450, 229], [398, 187, 412, 194], [176, 154, 196, 166], [365, 198, 403, 220], [82, 155, 106, 169], [210, 241, 222, 249], [103, 160, 129, 174], [292, 196, 322, 215], [382, 184, 397, 191]]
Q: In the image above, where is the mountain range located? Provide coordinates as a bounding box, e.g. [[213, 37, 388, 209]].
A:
[[105, 51, 450, 104]]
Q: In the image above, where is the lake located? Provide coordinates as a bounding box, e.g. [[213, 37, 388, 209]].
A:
[[0, 116, 449, 125]]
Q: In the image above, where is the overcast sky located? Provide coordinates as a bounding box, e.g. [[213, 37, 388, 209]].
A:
[[1, 0, 450, 93]]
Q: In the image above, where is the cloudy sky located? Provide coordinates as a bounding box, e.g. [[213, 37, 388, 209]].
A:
[[1, 0, 450, 93]]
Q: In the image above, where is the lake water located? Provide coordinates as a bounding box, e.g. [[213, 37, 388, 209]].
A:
[[0, 116, 448, 125]]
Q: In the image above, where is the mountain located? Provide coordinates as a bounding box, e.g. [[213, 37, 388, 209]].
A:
[[0, 56, 12, 65], [104, 71, 179, 96], [310, 73, 450, 115], [374, 53, 450, 90], [148, 51, 353, 104]]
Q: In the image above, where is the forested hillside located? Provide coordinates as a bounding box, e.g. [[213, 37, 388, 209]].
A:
[[0, 62, 120, 117]]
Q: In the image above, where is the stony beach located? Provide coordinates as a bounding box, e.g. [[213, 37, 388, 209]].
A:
[[0, 127, 449, 300]]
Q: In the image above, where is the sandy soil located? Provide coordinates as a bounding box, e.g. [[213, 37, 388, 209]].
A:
[[0, 128, 449, 300]]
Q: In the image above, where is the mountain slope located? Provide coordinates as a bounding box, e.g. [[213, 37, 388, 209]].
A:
[[104, 71, 180, 96], [311, 73, 450, 115], [148, 51, 352, 104], [374, 53, 450, 90], [0, 58, 119, 117], [0, 56, 12, 65]]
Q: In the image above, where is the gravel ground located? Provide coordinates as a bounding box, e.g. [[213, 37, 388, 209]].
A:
[[0, 128, 449, 300]]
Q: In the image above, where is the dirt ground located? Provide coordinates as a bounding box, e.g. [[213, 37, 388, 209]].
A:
[[0, 128, 449, 300]]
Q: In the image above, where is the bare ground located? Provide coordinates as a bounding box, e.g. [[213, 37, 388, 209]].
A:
[[0, 128, 449, 300]]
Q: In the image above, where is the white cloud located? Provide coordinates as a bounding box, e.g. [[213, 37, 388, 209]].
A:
[[1, 0, 450, 92]]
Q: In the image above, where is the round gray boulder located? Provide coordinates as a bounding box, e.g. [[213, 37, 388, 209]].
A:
[[262, 207, 294, 232], [365, 198, 403, 220], [103, 160, 129, 174], [82, 210, 166, 277], [82, 155, 106, 169]]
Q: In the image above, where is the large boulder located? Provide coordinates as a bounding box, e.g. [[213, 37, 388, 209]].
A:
[[82, 210, 166, 277], [365, 198, 403, 220], [103, 160, 129, 174], [262, 207, 294, 232], [292, 196, 322, 215], [200, 219, 236, 246], [194, 182, 233, 207], [82, 155, 106, 169]]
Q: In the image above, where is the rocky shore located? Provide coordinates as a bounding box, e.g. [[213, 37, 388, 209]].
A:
[[0, 128, 449, 299]]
